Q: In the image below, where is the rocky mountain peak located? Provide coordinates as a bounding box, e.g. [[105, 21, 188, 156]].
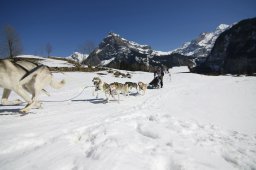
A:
[[83, 32, 192, 71], [216, 24, 230, 31], [100, 32, 152, 53], [172, 24, 230, 58], [83, 32, 155, 71], [99, 32, 125, 48]]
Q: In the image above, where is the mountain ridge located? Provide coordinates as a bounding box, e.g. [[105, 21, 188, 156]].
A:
[[192, 17, 256, 74], [171, 24, 230, 58], [83, 23, 230, 71]]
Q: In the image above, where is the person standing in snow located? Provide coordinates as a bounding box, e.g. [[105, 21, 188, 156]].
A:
[[153, 67, 158, 78], [159, 67, 164, 88]]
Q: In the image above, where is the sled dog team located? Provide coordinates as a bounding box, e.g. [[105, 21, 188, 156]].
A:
[[92, 77, 147, 103], [0, 59, 148, 113]]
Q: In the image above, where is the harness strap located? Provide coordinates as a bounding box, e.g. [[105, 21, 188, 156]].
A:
[[11, 60, 29, 73]]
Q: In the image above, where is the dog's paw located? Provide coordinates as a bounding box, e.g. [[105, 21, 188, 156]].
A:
[[20, 108, 29, 113], [34, 102, 42, 109]]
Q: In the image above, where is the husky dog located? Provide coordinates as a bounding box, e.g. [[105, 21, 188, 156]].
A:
[[138, 82, 147, 95], [110, 82, 129, 95], [0, 59, 65, 112], [1, 59, 49, 105], [109, 82, 129, 103], [92, 77, 102, 92], [125, 82, 138, 93], [92, 77, 113, 102]]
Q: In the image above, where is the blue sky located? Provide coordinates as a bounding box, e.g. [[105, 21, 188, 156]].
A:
[[0, 0, 255, 57]]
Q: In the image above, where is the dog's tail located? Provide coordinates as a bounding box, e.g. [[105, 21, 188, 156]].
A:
[[50, 78, 65, 89]]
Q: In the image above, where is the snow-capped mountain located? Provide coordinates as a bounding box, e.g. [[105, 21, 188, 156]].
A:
[[83, 24, 231, 72], [67, 52, 88, 63], [83, 32, 155, 71], [172, 24, 230, 58], [193, 18, 256, 74], [83, 33, 190, 71]]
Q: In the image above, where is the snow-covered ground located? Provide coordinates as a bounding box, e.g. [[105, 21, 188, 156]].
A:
[[0, 66, 256, 170], [18, 55, 75, 67]]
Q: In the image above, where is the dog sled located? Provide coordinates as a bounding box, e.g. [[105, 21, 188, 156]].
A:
[[148, 76, 161, 89]]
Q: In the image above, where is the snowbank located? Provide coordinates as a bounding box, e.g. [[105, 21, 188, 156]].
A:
[[17, 55, 74, 67]]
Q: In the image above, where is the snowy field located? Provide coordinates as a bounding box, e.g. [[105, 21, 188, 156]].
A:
[[0, 66, 256, 170]]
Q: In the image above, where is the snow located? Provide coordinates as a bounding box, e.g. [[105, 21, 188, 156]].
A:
[[217, 24, 230, 31], [100, 58, 115, 65], [95, 49, 102, 54], [66, 52, 88, 63], [40, 59, 74, 68], [18, 55, 45, 59], [198, 33, 214, 46], [185, 51, 195, 56], [0, 66, 256, 170], [17, 55, 75, 67], [152, 50, 172, 56]]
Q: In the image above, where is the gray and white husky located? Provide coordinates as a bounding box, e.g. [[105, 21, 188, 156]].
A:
[[0, 59, 65, 112], [92, 77, 113, 102]]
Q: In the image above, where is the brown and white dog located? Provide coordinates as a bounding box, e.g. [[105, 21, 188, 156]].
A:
[[137, 82, 147, 95]]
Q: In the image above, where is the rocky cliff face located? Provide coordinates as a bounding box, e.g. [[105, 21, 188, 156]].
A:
[[83, 33, 153, 71], [195, 18, 256, 74]]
